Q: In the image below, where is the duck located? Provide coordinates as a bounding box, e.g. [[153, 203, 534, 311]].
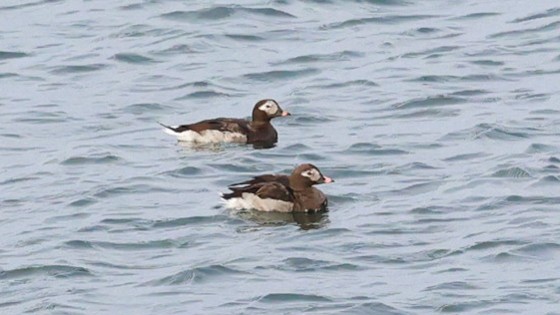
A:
[[159, 99, 289, 146], [221, 164, 334, 212]]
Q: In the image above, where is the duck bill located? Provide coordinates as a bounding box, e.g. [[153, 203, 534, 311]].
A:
[[320, 176, 334, 184], [275, 107, 291, 117]]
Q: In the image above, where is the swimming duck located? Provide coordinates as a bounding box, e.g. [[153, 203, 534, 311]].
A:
[[160, 99, 289, 146], [222, 164, 334, 212]]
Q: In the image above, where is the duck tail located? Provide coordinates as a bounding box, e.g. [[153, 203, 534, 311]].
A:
[[158, 121, 180, 136]]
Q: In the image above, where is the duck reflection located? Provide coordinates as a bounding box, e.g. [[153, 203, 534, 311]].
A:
[[176, 140, 276, 151], [234, 209, 329, 230], [250, 140, 276, 149]]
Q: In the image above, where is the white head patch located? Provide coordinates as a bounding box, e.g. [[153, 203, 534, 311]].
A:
[[258, 100, 279, 116], [301, 168, 321, 182]]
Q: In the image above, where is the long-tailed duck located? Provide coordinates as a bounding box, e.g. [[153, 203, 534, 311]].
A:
[[159, 99, 289, 147], [221, 164, 334, 212]]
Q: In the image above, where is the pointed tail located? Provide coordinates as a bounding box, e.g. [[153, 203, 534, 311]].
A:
[[158, 121, 180, 136]]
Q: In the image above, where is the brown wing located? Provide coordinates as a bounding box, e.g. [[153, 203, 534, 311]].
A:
[[255, 182, 292, 202], [222, 175, 292, 202], [171, 118, 252, 134], [229, 174, 289, 188]]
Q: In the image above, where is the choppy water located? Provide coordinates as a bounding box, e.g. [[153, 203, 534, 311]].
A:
[[2, 0, 560, 314]]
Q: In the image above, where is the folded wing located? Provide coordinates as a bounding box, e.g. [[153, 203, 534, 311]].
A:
[[223, 174, 292, 202], [171, 118, 252, 134]]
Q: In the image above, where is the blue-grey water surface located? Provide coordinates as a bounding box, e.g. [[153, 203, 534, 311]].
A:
[[2, 0, 560, 314]]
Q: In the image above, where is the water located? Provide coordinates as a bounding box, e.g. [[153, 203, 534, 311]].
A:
[[1, 0, 560, 314]]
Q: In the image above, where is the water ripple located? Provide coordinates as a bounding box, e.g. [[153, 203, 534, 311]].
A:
[[2, 1, 560, 314], [0, 265, 91, 280], [151, 215, 226, 228], [143, 265, 249, 286], [113, 53, 157, 64], [490, 21, 560, 38], [243, 68, 320, 81], [274, 50, 364, 65], [160, 6, 295, 22], [511, 7, 560, 23], [394, 95, 465, 109], [0, 51, 29, 60], [324, 14, 439, 29], [347, 142, 408, 155], [258, 293, 332, 303], [61, 154, 122, 165], [50, 63, 109, 74], [64, 239, 187, 250], [491, 167, 532, 178]]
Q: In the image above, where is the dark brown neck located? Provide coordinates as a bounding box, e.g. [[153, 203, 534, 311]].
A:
[[252, 116, 271, 124], [289, 179, 312, 192], [251, 120, 272, 128]]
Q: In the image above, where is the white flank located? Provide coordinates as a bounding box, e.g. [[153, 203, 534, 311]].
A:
[[162, 126, 180, 136], [163, 129, 247, 144], [222, 193, 293, 212]]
